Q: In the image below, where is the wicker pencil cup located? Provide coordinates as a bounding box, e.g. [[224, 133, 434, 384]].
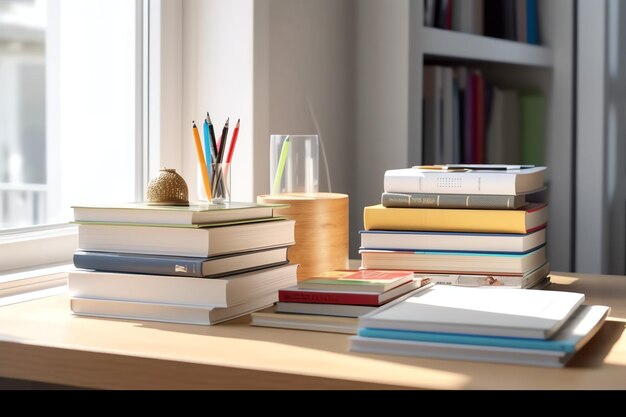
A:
[[257, 193, 349, 281]]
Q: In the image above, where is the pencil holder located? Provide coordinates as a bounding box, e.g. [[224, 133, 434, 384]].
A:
[[211, 162, 231, 204], [270, 135, 319, 195]]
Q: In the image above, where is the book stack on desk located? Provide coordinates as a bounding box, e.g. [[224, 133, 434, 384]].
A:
[[360, 165, 550, 288], [68, 202, 297, 325], [350, 285, 610, 368], [251, 270, 430, 334]]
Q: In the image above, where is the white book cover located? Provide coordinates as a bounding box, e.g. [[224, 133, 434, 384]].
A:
[[251, 309, 358, 334], [69, 264, 297, 308], [358, 285, 585, 339], [71, 292, 278, 326], [383, 166, 545, 195]]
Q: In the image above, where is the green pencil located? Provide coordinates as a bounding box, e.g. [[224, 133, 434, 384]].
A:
[[272, 136, 290, 195]]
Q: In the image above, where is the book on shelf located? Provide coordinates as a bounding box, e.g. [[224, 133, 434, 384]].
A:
[[357, 284, 585, 339], [486, 88, 519, 164], [71, 292, 278, 326], [383, 166, 545, 195], [360, 227, 545, 253], [279, 278, 431, 306], [520, 91, 546, 166], [296, 270, 414, 294], [68, 264, 297, 308], [72, 202, 280, 225], [381, 191, 526, 209], [363, 202, 548, 234], [351, 305, 606, 367], [77, 219, 295, 257], [251, 309, 358, 334], [415, 261, 550, 288], [360, 246, 546, 275], [73, 246, 290, 278], [356, 305, 609, 354]]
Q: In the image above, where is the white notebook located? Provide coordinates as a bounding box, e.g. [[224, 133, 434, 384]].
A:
[[358, 285, 585, 339]]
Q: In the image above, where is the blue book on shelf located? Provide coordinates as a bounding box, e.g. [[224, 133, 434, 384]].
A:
[[358, 305, 609, 353], [527, 0, 540, 45]]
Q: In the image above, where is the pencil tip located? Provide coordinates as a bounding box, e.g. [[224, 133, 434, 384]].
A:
[[206, 112, 212, 123], [236, 119, 241, 127]]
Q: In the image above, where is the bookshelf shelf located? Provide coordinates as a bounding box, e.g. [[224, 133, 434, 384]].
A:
[[421, 27, 553, 67]]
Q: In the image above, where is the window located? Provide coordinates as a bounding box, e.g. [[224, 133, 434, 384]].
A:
[[0, 0, 144, 271]]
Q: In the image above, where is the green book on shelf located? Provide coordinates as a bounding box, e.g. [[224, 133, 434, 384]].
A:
[[72, 202, 284, 226], [520, 92, 546, 166]]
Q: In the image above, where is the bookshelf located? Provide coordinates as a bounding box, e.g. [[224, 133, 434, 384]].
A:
[[354, 0, 574, 272]]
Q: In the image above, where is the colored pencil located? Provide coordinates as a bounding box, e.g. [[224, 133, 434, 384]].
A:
[[192, 121, 212, 200], [226, 119, 241, 164]]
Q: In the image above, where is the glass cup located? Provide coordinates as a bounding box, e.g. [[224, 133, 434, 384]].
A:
[[269, 135, 319, 195], [210, 162, 231, 204]]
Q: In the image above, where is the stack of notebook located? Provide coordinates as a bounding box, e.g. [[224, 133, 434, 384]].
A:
[[251, 270, 430, 334], [350, 284, 610, 367], [69, 202, 297, 325], [360, 165, 550, 288]]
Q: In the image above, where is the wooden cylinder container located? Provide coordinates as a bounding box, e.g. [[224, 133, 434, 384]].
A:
[[257, 193, 349, 281]]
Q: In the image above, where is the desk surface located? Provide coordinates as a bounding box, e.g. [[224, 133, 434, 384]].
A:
[[1, 272, 626, 389]]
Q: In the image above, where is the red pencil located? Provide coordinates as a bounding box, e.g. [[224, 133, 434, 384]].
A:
[[226, 119, 241, 163]]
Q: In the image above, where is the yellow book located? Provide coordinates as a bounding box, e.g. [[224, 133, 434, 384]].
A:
[[363, 203, 548, 234]]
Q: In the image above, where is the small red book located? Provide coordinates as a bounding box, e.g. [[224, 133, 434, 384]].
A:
[[280, 278, 430, 306]]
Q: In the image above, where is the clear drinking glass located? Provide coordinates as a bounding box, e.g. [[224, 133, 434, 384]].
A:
[[269, 135, 319, 195], [197, 162, 231, 204]]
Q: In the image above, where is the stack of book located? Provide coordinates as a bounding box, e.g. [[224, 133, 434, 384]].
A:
[[350, 284, 610, 367], [68, 202, 297, 325], [251, 270, 430, 334], [360, 165, 550, 288]]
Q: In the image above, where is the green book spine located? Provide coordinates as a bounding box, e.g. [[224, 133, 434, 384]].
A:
[[520, 92, 546, 166]]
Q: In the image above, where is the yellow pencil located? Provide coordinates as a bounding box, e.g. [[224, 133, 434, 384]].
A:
[[192, 121, 212, 200]]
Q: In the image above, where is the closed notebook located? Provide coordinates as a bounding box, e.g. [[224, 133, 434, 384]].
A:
[[363, 203, 547, 234], [72, 202, 279, 225], [77, 220, 295, 257], [357, 284, 585, 339], [251, 309, 358, 334], [71, 292, 278, 326], [73, 247, 289, 278], [68, 264, 297, 308]]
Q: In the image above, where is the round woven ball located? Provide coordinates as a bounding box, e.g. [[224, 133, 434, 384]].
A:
[[146, 168, 189, 206]]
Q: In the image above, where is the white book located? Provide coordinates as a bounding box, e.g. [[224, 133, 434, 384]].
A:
[[71, 292, 278, 326], [383, 166, 545, 195], [68, 264, 297, 308], [72, 202, 276, 225], [251, 309, 358, 334], [350, 305, 609, 367], [358, 285, 585, 339], [417, 261, 550, 288], [360, 228, 546, 253], [77, 220, 295, 257]]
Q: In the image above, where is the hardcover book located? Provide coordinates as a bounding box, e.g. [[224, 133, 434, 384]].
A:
[[381, 191, 525, 209], [72, 202, 280, 225], [251, 309, 358, 334], [360, 228, 546, 253], [363, 202, 547, 234], [73, 246, 290, 278], [296, 270, 414, 294], [383, 166, 545, 195], [77, 219, 295, 257]]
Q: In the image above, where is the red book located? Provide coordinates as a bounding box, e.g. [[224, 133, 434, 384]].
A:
[[279, 278, 431, 306]]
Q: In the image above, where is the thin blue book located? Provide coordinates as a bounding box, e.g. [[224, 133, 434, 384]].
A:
[[358, 305, 609, 353]]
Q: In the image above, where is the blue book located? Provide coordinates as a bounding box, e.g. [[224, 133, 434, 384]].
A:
[[527, 0, 540, 44], [358, 305, 609, 353], [73, 247, 289, 278]]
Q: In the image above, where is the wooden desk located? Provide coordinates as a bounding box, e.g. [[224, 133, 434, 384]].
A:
[[1, 272, 626, 389]]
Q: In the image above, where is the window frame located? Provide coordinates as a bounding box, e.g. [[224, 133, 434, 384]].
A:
[[0, 0, 180, 274]]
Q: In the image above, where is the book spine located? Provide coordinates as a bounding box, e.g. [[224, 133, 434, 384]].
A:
[[73, 252, 204, 277], [278, 290, 379, 306], [381, 192, 522, 209]]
